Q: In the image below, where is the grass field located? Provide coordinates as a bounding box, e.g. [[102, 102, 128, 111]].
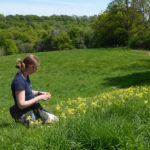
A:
[[0, 47, 150, 149]]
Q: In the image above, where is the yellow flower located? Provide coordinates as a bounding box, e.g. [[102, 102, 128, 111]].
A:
[[108, 101, 112, 106], [26, 115, 32, 121], [30, 121, 35, 125], [67, 108, 75, 115], [101, 107, 105, 112], [60, 101, 65, 106], [56, 105, 61, 111], [82, 110, 86, 114], [144, 100, 148, 104], [67, 100, 72, 105], [77, 103, 86, 110], [122, 99, 125, 103], [38, 119, 43, 124], [34, 120, 39, 125], [77, 97, 86, 102], [136, 93, 143, 98], [61, 112, 66, 119], [91, 102, 97, 107]]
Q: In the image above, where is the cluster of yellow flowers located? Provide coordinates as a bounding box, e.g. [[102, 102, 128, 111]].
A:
[[55, 86, 149, 119], [1, 107, 5, 113], [26, 115, 43, 127]]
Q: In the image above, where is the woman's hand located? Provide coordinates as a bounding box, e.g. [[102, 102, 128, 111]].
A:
[[38, 93, 51, 101], [32, 90, 51, 97], [39, 92, 50, 95]]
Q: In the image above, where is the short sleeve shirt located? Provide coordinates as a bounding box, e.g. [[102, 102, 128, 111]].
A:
[[11, 73, 34, 106]]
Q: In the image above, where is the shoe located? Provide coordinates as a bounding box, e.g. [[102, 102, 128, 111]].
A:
[[45, 114, 59, 123]]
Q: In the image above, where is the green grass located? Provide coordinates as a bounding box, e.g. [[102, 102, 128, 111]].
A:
[[0, 47, 150, 149]]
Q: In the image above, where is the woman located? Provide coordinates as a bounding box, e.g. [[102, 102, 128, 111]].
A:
[[10, 54, 58, 126]]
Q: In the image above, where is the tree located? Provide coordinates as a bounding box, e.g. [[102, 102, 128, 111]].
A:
[[52, 31, 74, 50], [92, 7, 129, 46], [68, 27, 86, 48], [4, 39, 18, 55]]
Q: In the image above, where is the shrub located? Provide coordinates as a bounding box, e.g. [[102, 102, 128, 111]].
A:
[[129, 32, 150, 50], [52, 31, 74, 50], [4, 39, 18, 55], [0, 48, 5, 56]]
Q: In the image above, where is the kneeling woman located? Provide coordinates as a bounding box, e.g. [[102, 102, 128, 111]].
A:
[[10, 55, 58, 126]]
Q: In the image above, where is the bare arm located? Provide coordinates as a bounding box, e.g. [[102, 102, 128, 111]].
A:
[[15, 90, 51, 109]]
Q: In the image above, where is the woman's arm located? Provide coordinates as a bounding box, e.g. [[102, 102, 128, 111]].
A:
[[15, 90, 51, 109]]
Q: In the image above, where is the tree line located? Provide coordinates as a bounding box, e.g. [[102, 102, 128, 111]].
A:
[[0, 14, 96, 55], [0, 0, 150, 55], [93, 0, 150, 49]]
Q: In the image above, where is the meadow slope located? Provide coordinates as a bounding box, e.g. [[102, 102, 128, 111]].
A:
[[0, 47, 150, 149]]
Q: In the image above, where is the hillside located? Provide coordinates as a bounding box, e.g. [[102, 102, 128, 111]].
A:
[[0, 47, 150, 149]]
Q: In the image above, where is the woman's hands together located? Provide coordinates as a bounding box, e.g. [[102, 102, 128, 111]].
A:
[[38, 92, 51, 101]]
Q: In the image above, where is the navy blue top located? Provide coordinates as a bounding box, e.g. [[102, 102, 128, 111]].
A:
[[11, 72, 34, 107]]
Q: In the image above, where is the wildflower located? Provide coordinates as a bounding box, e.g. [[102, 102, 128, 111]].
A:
[[144, 100, 148, 104], [82, 109, 86, 114], [77, 103, 86, 110], [91, 102, 97, 107], [61, 112, 66, 119], [77, 97, 86, 102], [101, 107, 105, 112], [136, 93, 143, 98], [129, 91, 134, 96], [142, 87, 148, 93], [67, 100, 72, 105], [56, 105, 61, 111], [60, 101, 65, 106], [72, 100, 76, 104], [67, 108, 75, 115], [26, 115, 32, 121], [38, 119, 43, 124], [34, 120, 39, 125], [30, 121, 35, 125], [122, 99, 125, 103]]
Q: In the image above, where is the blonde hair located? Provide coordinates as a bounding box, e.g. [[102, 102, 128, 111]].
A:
[[16, 55, 40, 71]]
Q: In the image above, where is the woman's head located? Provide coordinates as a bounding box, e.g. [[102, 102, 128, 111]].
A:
[[16, 55, 40, 73]]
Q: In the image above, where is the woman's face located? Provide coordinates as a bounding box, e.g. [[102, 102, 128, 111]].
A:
[[28, 65, 38, 74]]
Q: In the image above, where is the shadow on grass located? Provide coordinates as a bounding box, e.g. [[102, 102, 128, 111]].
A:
[[0, 123, 15, 128], [103, 71, 150, 88]]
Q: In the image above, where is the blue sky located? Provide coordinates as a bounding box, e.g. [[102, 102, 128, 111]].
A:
[[0, 0, 112, 16]]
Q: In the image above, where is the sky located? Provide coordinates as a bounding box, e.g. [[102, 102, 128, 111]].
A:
[[0, 0, 112, 16]]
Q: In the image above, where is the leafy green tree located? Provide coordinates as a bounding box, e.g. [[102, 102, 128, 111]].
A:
[[92, 7, 128, 46], [53, 31, 74, 50], [68, 27, 86, 48], [4, 39, 18, 55]]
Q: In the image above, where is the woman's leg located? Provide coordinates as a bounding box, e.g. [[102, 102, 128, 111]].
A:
[[17, 110, 39, 124], [38, 108, 59, 123]]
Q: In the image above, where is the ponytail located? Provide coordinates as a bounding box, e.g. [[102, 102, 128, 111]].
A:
[[16, 59, 25, 71]]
